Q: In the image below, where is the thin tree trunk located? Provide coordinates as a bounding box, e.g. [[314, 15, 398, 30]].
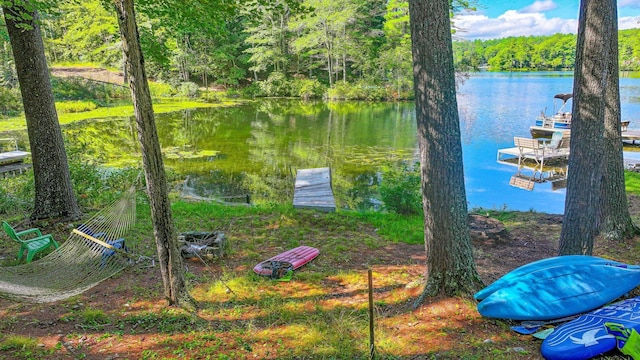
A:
[[408, 0, 483, 304], [3, 2, 81, 222], [559, 0, 610, 255], [600, 0, 639, 239], [114, 0, 195, 309]]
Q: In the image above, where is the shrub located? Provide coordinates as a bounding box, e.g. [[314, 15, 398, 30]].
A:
[[327, 81, 388, 101], [178, 82, 200, 98], [379, 163, 422, 215], [238, 83, 261, 98], [200, 90, 220, 103], [51, 76, 129, 104], [55, 100, 98, 113], [149, 82, 176, 98], [0, 87, 22, 116], [257, 72, 291, 97], [292, 78, 325, 100]]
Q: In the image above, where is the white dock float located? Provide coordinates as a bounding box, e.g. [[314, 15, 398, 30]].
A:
[[0, 150, 29, 165], [293, 167, 336, 212]]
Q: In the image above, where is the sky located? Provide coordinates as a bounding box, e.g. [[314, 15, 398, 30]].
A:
[[454, 0, 640, 40]]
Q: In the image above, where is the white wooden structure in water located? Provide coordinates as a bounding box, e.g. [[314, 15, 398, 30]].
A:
[[0, 138, 31, 176], [293, 167, 336, 212], [0, 150, 30, 165]]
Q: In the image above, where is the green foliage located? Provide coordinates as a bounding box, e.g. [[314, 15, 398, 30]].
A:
[[257, 72, 291, 97], [200, 90, 221, 103], [291, 78, 325, 99], [148, 82, 176, 98], [55, 100, 98, 113], [379, 163, 422, 215], [453, 34, 578, 71], [327, 82, 392, 101], [178, 82, 200, 98], [48, 0, 121, 68], [50, 76, 128, 104], [0, 86, 23, 116], [0, 175, 33, 216]]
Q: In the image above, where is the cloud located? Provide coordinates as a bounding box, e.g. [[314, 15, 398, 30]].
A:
[[620, 16, 640, 30], [521, 0, 557, 13], [454, 10, 578, 40]]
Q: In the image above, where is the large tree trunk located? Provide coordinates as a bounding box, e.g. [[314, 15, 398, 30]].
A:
[[599, 0, 639, 239], [408, 0, 483, 304], [3, 3, 81, 222], [114, 0, 195, 309], [559, 0, 611, 255]]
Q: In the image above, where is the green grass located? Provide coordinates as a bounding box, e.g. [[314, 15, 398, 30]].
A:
[[626, 171, 640, 194], [0, 98, 240, 132], [345, 211, 424, 244]]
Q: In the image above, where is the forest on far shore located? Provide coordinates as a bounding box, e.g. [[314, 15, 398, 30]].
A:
[[1, 0, 640, 104], [454, 29, 640, 72]]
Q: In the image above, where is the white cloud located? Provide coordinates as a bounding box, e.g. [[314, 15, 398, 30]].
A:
[[619, 16, 640, 30], [454, 10, 577, 40], [521, 0, 557, 13]]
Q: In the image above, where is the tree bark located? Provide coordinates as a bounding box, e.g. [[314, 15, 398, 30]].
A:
[[3, 2, 81, 222], [559, 0, 610, 255], [599, 0, 639, 240], [408, 0, 483, 304], [113, 0, 195, 309]]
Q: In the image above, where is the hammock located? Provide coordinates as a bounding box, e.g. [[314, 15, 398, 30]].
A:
[[0, 186, 137, 303]]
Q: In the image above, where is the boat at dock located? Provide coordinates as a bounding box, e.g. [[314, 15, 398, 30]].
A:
[[530, 93, 633, 137], [529, 93, 572, 137]]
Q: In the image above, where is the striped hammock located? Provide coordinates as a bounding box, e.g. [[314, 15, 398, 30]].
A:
[[0, 186, 137, 303]]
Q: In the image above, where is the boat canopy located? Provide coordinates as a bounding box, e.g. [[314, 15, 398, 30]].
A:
[[554, 93, 573, 102]]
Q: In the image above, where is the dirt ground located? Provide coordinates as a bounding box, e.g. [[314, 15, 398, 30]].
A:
[[2, 198, 638, 360]]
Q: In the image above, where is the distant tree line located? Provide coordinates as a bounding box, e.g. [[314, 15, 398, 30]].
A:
[[2, 1, 640, 102], [453, 28, 640, 72]]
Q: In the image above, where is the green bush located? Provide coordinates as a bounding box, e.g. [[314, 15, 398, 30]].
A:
[[379, 163, 423, 215], [56, 100, 98, 113], [200, 90, 221, 103], [51, 76, 129, 104], [149, 82, 176, 98], [178, 82, 200, 98], [257, 72, 291, 97], [292, 78, 325, 100], [327, 82, 389, 101], [0, 87, 22, 117], [238, 84, 261, 98]]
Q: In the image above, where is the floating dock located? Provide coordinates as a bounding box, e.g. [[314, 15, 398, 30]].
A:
[[0, 150, 30, 165], [293, 167, 336, 212]]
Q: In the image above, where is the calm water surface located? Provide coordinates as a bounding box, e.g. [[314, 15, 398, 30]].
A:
[[57, 72, 640, 214]]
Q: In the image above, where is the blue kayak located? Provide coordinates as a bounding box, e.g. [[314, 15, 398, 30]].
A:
[[541, 296, 640, 360], [474, 255, 624, 301], [477, 262, 640, 321]]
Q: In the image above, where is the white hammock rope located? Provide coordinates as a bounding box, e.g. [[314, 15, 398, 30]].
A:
[[0, 186, 138, 303]]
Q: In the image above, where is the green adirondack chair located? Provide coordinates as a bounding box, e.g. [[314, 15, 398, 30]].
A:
[[2, 221, 59, 263]]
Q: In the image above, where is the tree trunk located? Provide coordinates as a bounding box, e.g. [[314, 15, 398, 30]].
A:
[[3, 3, 81, 222], [559, 0, 610, 255], [408, 0, 483, 304], [599, 0, 639, 240], [114, 0, 195, 309]]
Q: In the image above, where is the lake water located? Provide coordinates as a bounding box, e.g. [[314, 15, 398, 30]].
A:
[[56, 72, 640, 214]]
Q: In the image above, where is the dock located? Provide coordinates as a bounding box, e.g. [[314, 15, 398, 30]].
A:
[[293, 167, 336, 212], [0, 150, 30, 165], [622, 130, 640, 143]]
